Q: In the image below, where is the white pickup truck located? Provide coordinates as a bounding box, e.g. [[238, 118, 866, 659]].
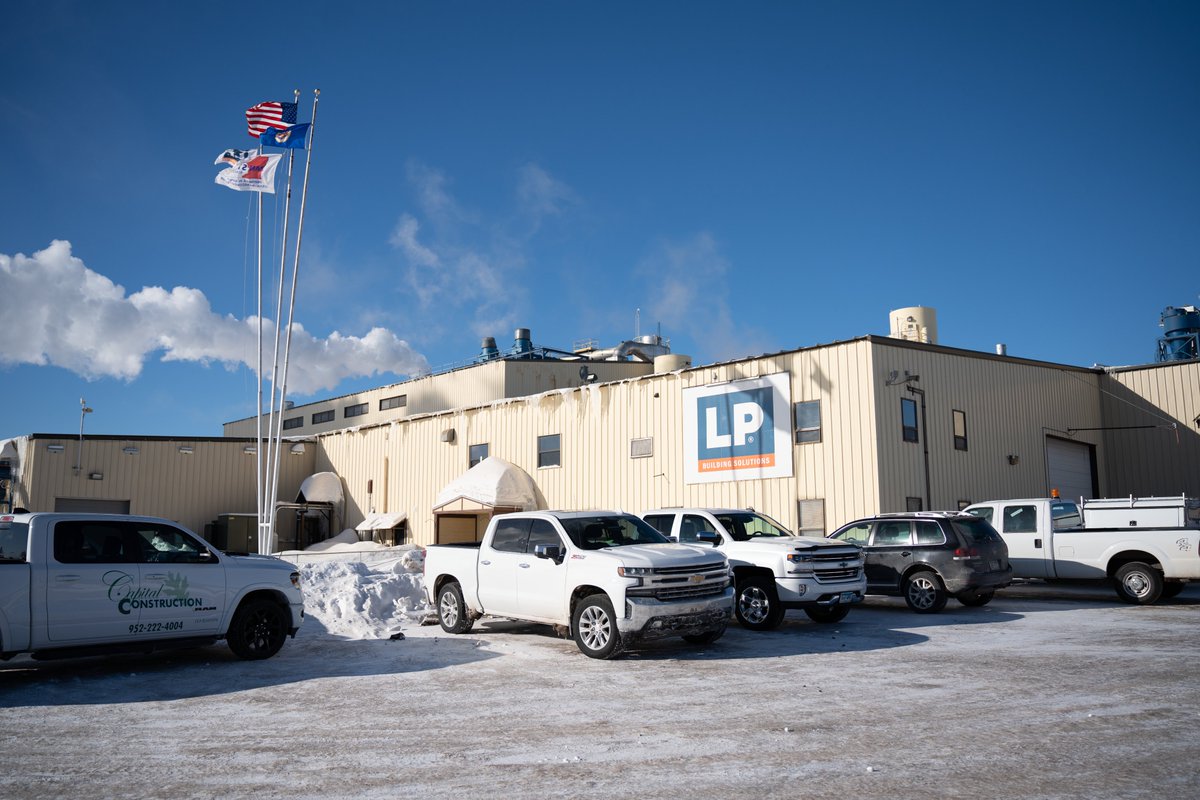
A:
[[0, 512, 304, 661], [423, 511, 733, 659], [640, 508, 865, 629], [964, 496, 1200, 604]]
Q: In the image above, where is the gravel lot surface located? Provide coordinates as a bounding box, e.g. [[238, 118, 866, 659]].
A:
[[3, 581, 1197, 800]]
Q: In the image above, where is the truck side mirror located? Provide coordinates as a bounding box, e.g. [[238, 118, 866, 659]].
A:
[[534, 543, 565, 564], [696, 531, 721, 546]]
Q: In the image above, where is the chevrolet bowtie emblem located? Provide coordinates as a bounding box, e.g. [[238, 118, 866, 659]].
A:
[[690, 574, 705, 583]]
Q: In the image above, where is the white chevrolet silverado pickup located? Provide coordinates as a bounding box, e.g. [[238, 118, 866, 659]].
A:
[[423, 511, 733, 659], [640, 508, 865, 628], [0, 512, 304, 661], [964, 495, 1200, 604]]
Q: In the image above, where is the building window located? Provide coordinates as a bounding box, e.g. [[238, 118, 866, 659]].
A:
[[311, 410, 335, 424], [953, 409, 968, 451], [901, 397, 919, 443], [906, 496, 923, 512], [794, 400, 821, 444], [344, 403, 368, 418], [797, 499, 825, 536], [282, 416, 303, 430], [469, 443, 489, 468], [380, 395, 407, 411], [630, 437, 653, 458], [537, 434, 561, 468], [957, 499, 972, 511]]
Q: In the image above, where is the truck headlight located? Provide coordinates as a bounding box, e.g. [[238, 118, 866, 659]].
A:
[[787, 552, 815, 575], [618, 566, 653, 576]]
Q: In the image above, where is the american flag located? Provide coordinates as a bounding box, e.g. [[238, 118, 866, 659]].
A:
[[245, 101, 298, 138]]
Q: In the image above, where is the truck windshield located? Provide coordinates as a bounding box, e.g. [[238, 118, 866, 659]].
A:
[[714, 512, 792, 541], [561, 515, 672, 550]]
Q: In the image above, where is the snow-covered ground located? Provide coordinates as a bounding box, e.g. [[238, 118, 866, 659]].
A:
[[2, 546, 1198, 799]]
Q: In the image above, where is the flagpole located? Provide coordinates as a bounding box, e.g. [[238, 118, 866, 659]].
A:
[[262, 88, 302, 554], [255, 140, 267, 555], [268, 88, 320, 551]]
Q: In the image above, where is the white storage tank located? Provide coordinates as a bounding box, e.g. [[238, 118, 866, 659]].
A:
[[889, 306, 938, 344]]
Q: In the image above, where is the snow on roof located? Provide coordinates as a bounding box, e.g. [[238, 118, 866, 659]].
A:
[[296, 472, 344, 505], [355, 511, 407, 531], [433, 456, 540, 511]]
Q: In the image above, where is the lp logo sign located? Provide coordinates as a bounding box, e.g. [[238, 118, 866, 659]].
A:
[[696, 387, 774, 467], [683, 374, 793, 485]]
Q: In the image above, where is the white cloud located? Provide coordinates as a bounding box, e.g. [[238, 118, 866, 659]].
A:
[[0, 241, 428, 394], [390, 161, 581, 338], [640, 233, 773, 361]]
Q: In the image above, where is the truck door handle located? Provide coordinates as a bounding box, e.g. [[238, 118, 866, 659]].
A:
[[519, 563, 530, 569], [144, 573, 167, 581], [56, 574, 81, 582], [901, 551, 912, 557], [480, 560, 491, 566], [1034, 539, 1042, 549]]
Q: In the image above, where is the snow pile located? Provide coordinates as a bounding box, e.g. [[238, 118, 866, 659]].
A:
[[299, 549, 432, 640]]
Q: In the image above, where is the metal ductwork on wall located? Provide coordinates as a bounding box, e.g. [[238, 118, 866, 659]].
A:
[[585, 334, 672, 363]]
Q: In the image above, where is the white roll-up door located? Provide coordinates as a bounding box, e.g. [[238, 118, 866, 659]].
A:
[[1045, 437, 1095, 502]]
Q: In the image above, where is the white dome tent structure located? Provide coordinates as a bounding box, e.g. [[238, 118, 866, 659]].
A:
[[432, 457, 544, 543]]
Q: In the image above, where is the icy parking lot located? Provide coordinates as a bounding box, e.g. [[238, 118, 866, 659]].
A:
[[2, 565, 1198, 800]]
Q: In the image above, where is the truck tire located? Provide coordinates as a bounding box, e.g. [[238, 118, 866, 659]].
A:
[[1114, 562, 1163, 605], [682, 623, 726, 645], [572, 594, 623, 659], [903, 570, 948, 613], [804, 604, 851, 624], [956, 589, 995, 607], [437, 582, 475, 634], [227, 598, 288, 660], [734, 576, 786, 630]]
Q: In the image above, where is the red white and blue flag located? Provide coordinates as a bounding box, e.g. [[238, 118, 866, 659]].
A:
[[214, 150, 282, 193], [245, 101, 298, 138]]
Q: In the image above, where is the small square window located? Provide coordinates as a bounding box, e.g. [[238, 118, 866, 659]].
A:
[[469, 443, 489, 468], [537, 434, 561, 468], [906, 496, 923, 512], [794, 400, 821, 444]]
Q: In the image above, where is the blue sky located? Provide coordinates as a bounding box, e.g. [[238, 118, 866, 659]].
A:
[[2, 1, 1197, 437]]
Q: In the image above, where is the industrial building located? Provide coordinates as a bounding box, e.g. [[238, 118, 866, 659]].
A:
[[3, 309, 1198, 550]]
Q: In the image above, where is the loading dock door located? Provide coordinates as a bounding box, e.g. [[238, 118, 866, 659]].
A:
[[1045, 437, 1096, 502]]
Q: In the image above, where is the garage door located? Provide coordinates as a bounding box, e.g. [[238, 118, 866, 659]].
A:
[[1045, 437, 1095, 502], [54, 497, 131, 514]]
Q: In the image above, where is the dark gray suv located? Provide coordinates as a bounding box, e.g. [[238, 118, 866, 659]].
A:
[[827, 512, 1012, 613]]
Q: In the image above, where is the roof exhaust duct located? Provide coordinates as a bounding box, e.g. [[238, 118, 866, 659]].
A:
[[480, 336, 500, 361], [513, 328, 533, 355]]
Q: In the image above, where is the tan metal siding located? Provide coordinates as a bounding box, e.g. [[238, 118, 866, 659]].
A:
[[1101, 361, 1200, 496], [870, 341, 1104, 511], [23, 437, 314, 535]]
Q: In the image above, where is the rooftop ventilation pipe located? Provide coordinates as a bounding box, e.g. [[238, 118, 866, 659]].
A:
[[480, 336, 500, 361], [512, 328, 533, 355]]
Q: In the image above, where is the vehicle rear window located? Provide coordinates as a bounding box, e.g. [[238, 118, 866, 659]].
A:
[[1050, 502, 1082, 530], [0, 520, 28, 562], [951, 517, 1003, 545]]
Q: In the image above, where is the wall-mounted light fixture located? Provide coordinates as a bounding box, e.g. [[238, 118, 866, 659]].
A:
[[178, 446, 194, 455], [88, 472, 104, 480], [46, 444, 65, 453], [122, 446, 140, 455], [1007, 455, 1020, 466], [289, 443, 306, 455], [243, 446, 257, 455], [439, 429, 456, 443]]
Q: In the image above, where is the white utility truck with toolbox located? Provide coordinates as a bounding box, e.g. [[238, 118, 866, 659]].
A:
[[0, 512, 304, 661], [423, 510, 733, 659], [964, 495, 1200, 604], [640, 508, 865, 629]]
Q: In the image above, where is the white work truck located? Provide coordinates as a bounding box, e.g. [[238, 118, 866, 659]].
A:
[[640, 508, 866, 629], [964, 496, 1200, 604], [0, 512, 304, 661], [423, 511, 733, 659]]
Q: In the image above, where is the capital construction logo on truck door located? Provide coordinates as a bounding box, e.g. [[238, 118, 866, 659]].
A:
[[682, 373, 794, 484]]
